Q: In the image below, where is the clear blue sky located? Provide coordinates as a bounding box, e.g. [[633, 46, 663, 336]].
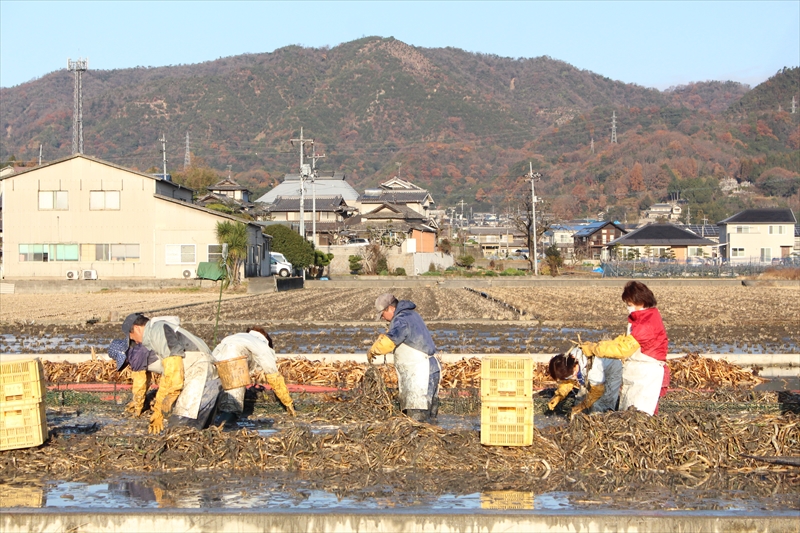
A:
[[1, 1, 798, 90]]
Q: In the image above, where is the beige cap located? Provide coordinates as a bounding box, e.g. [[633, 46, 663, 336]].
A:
[[375, 293, 396, 320]]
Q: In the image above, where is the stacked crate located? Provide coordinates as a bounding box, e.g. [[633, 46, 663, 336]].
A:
[[480, 355, 534, 446], [1, 359, 48, 451]]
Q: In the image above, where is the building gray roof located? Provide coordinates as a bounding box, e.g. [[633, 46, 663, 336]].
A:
[[361, 203, 426, 221], [255, 172, 359, 204], [360, 190, 432, 203], [608, 223, 716, 246], [268, 195, 347, 212], [719, 208, 797, 224], [210, 177, 250, 192]]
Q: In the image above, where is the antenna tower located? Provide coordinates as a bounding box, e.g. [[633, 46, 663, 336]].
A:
[[67, 58, 88, 154], [590, 137, 595, 154], [792, 96, 797, 114], [184, 131, 191, 169], [159, 134, 168, 179], [611, 111, 617, 144]]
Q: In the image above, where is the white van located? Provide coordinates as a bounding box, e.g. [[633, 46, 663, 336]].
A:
[[269, 252, 293, 277]]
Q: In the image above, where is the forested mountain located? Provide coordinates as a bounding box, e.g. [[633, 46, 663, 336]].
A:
[[1, 38, 798, 221]]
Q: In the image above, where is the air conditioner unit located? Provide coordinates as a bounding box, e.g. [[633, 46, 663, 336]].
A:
[[182, 268, 196, 279], [82, 270, 98, 280], [66, 270, 80, 280]]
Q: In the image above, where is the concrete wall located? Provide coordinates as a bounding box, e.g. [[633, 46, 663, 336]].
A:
[[320, 245, 453, 276], [3, 509, 797, 533]]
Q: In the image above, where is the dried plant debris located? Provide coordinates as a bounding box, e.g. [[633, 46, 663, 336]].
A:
[[44, 353, 765, 390], [2, 411, 797, 482]]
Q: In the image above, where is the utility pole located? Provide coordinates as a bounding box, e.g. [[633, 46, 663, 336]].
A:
[[611, 111, 617, 144], [290, 128, 314, 240], [67, 58, 88, 155], [311, 141, 326, 247], [159, 134, 168, 180], [527, 162, 542, 276], [184, 131, 191, 170]]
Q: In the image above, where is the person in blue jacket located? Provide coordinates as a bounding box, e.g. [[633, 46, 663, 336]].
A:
[[367, 293, 441, 423]]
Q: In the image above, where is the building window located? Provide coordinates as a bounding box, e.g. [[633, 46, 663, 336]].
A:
[[19, 243, 78, 261], [166, 244, 196, 264], [208, 244, 224, 264], [90, 191, 120, 210], [78, 244, 139, 261], [731, 248, 745, 258], [38, 191, 68, 210], [735, 225, 755, 234], [768, 226, 785, 235], [112, 244, 140, 261], [760, 248, 771, 262]]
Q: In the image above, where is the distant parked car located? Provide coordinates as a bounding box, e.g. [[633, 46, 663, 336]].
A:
[[269, 252, 292, 277], [348, 238, 370, 246]]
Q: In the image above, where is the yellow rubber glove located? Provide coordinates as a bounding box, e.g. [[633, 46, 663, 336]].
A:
[[594, 335, 640, 360], [265, 373, 296, 416], [548, 380, 577, 410], [580, 342, 597, 357], [154, 356, 184, 414], [149, 409, 165, 434], [571, 383, 606, 414], [124, 370, 150, 417], [367, 334, 396, 363]]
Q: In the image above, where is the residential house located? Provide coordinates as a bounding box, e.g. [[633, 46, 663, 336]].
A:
[[717, 208, 797, 263], [195, 177, 271, 220], [0, 155, 270, 279], [266, 195, 354, 246], [348, 203, 437, 253], [642, 202, 682, 222], [606, 223, 717, 261], [359, 177, 435, 220], [463, 226, 525, 258], [255, 171, 360, 208], [572, 221, 627, 260]]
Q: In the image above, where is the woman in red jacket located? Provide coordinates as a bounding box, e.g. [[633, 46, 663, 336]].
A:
[[581, 281, 669, 415]]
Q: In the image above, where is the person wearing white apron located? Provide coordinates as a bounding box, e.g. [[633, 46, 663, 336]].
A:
[[367, 293, 441, 423], [123, 313, 222, 433], [546, 345, 623, 414], [212, 327, 296, 426], [580, 281, 669, 416]]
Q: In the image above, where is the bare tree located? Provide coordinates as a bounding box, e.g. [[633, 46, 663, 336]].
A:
[[510, 196, 551, 272]]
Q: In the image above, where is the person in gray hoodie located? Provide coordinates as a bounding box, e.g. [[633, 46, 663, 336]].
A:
[[368, 293, 441, 422]]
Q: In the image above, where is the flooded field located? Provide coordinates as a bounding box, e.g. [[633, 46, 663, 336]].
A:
[[1, 285, 798, 516]]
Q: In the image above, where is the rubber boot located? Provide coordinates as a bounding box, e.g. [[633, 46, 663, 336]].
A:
[[214, 411, 239, 429], [429, 397, 440, 421], [404, 409, 429, 423]]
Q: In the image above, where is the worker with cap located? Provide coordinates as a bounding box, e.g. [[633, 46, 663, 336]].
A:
[[121, 313, 222, 434], [212, 326, 296, 426], [368, 293, 441, 423], [107, 338, 157, 417]]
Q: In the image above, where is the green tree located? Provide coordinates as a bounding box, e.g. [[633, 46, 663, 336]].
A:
[[545, 244, 563, 277], [349, 255, 363, 274], [172, 162, 219, 194], [263, 225, 314, 269], [456, 254, 475, 269], [215, 221, 249, 287], [311, 250, 334, 278]]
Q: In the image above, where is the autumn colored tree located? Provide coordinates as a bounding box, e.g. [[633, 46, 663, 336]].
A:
[[628, 162, 645, 192]]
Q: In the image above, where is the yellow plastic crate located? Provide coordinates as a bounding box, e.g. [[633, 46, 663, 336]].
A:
[[481, 398, 534, 446], [1, 359, 46, 403], [480, 356, 533, 399], [0, 400, 48, 451], [0, 484, 44, 508], [480, 490, 535, 510]]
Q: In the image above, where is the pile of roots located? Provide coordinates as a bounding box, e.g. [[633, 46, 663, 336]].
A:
[[1, 411, 796, 481], [42, 353, 764, 389]]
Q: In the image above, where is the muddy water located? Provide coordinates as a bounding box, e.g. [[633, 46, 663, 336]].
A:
[[1, 323, 798, 354], [5, 470, 797, 513]]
